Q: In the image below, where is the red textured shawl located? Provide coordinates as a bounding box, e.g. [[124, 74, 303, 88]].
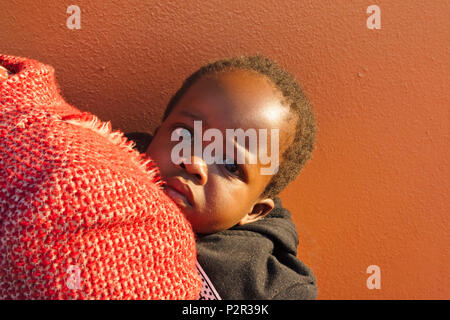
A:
[[0, 54, 201, 299]]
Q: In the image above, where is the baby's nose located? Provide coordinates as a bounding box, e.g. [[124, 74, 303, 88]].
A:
[[180, 156, 208, 185]]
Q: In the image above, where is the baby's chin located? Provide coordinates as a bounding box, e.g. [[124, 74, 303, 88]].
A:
[[175, 208, 212, 235], [163, 193, 226, 235], [164, 198, 204, 233], [187, 214, 231, 236], [179, 208, 206, 234]]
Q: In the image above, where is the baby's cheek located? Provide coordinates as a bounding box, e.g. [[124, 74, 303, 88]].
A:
[[148, 141, 169, 169], [223, 188, 252, 220]]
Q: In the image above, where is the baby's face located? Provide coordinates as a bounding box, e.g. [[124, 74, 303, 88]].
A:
[[147, 70, 295, 234]]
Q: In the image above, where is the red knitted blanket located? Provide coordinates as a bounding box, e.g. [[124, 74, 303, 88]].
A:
[[0, 54, 201, 299]]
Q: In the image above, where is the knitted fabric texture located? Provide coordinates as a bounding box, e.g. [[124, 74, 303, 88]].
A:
[[0, 54, 202, 299]]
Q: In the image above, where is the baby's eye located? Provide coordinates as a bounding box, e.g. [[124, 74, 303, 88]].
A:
[[224, 162, 239, 174], [223, 158, 241, 177]]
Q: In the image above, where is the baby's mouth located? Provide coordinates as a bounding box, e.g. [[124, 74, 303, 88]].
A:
[[162, 177, 194, 208], [164, 185, 190, 208]]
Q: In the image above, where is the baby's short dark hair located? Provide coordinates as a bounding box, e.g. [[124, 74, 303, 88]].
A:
[[162, 55, 316, 198]]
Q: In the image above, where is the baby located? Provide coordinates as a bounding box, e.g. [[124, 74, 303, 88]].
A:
[[128, 55, 317, 299]]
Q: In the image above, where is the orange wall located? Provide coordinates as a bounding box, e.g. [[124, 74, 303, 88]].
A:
[[1, 1, 448, 299]]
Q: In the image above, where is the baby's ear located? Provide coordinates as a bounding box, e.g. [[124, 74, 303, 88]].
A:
[[238, 198, 275, 226]]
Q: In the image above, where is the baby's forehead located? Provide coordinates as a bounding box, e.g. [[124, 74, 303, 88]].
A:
[[193, 71, 288, 115], [169, 69, 297, 148], [205, 69, 285, 99]]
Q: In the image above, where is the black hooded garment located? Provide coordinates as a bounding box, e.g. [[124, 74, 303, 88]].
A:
[[196, 197, 317, 300], [125, 132, 318, 300]]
